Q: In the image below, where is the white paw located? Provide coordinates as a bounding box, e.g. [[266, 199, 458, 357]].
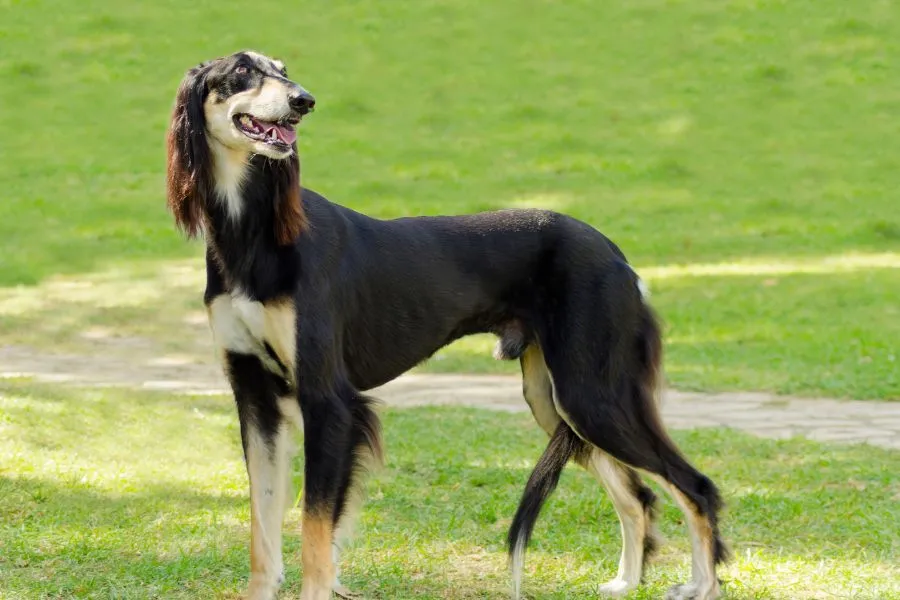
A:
[[333, 581, 362, 598], [664, 582, 720, 600], [665, 583, 699, 600], [299, 585, 333, 600], [245, 575, 282, 600], [598, 578, 638, 597]]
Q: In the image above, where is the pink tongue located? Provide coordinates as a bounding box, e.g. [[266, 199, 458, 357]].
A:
[[262, 123, 297, 145]]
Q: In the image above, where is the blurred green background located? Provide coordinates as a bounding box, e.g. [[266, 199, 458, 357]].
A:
[[2, 3, 900, 599], [1, 0, 897, 398]]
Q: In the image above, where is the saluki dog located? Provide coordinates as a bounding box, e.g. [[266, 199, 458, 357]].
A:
[[166, 51, 728, 600]]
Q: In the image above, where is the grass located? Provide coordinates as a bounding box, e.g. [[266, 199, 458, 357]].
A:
[[2, 0, 899, 398], [1, 380, 899, 599]]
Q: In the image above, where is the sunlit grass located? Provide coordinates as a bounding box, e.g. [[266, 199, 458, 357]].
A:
[[2, 381, 898, 598], [640, 253, 900, 280]]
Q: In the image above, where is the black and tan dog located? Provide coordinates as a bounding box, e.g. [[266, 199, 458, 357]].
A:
[[166, 50, 728, 600]]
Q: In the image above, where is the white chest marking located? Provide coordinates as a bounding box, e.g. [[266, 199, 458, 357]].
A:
[[209, 141, 249, 222], [207, 293, 296, 381]]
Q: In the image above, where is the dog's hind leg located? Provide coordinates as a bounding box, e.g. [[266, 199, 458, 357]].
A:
[[520, 344, 562, 435], [520, 344, 659, 598], [580, 450, 659, 597], [651, 475, 725, 600], [541, 262, 726, 600], [551, 378, 726, 600], [226, 353, 297, 600]]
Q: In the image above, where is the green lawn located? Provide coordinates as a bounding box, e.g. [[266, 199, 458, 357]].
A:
[[1, 0, 898, 398], [1, 381, 898, 599]]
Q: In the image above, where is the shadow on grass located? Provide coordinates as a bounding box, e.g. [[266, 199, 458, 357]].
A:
[[0, 473, 257, 598]]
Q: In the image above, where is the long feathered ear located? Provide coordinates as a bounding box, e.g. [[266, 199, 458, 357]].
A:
[[270, 149, 308, 245], [166, 65, 212, 238]]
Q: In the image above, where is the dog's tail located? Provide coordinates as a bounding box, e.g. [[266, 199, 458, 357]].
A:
[[507, 421, 587, 600]]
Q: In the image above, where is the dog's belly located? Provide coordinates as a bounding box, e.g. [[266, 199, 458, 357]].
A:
[[207, 293, 296, 381]]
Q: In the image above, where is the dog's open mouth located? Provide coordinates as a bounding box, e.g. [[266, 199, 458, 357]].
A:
[[233, 113, 298, 148]]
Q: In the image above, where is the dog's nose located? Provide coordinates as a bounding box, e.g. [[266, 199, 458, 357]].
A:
[[289, 90, 315, 113]]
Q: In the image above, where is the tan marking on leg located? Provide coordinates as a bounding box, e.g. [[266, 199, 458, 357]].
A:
[[245, 421, 295, 599], [582, 450, 646, 597], [520, 344, 561, 436], [301, 511, 335, 600], [521, 344, 584, 442], [653, 477, 720, 600]]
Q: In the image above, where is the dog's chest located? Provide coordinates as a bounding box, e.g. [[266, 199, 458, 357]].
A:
[[207, 293, 296, 380]]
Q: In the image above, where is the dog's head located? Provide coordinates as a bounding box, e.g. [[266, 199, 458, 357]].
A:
[[202, 51, 315, 159], [167, 51, 313, 240]]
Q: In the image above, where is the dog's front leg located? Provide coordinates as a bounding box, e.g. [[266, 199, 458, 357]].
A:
[[227, 353, 296, 600], [299, 393, 354, 600], [245, 421, 294, 600]]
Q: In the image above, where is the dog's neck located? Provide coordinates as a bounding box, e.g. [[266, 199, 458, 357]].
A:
[[205, 144, 298, 300], [210, 142, 251, 223]]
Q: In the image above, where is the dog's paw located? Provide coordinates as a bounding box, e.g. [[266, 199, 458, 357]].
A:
[[333, 582, 362, 599], [245, 577, 281, 600], [664, 582, 720, 600], [664, 583, 699, 600], [299, 585, 334, 600], [598, 578, 637, 597]]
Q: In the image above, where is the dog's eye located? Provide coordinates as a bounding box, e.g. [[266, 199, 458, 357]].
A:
[[235, 65, 249, 75]]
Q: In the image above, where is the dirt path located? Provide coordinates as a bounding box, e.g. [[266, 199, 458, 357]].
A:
[[2, 345, 898, 449]]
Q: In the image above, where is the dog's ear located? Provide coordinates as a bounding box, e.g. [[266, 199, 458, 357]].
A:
[[271, 150, 307, 245], [166, 64, 212, 238]]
